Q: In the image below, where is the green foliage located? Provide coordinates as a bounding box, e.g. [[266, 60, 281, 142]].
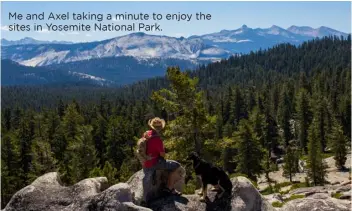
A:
[[307, 113, 328, 186], [331, 192, 342, 199], [261, 185, 275, 195], [233, 120, 263, 181], [278, 89, 293, 146], [29, 137, 57, 180], [152, 67, 213, 160], [69, 125, 97, 183], [329, 122, 348, 169], [272, 201, 284, 207], [119, 157, 141, 182], [282, 141, 300, 182], [1, 134, 22, 208], [287, 194, 305, 200], [295, 88, 312, 153], [183, 172, 198, 194], [89, 161, 119, 185], [272, 194, 305, 207], [261, 181, 292, 195]]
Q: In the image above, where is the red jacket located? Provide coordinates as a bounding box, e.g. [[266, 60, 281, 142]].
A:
[[143, 130, 164, 168]]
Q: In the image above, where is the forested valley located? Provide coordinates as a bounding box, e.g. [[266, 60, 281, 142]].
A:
[[1, 36, 351, 208]]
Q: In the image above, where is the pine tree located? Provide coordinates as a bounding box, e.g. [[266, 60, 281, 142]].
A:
[[3, 108, 12, 132], [307, 118, 327, 186], [57, 98, 65, 118], [30, 137, 57, 179], [278, 89, 293, 146], [329, 122, 348, 170], [234, 119, 263, 181], [223, 86, 232, 124], [89, 161, 119, 185], [60, 103, 84, 184], [338, 95, 351, 139], [12, 107, 23, 130], [17, 112, 35, 183], [152, 67, 210, 156], [295, 89, 312, 153], [311, 97, 332, 152], [282, 141, 299, 182], [46, 111, 60, 141], [69, 125, 97, 183], [105, 116, 128, 169], [92, 115, 108, 167], [1, 134, 21, 208], [249, 107, 266, 147], [29, 114, 57, 179], [229, 86, 247, 129], [62, 104, 84, 140]]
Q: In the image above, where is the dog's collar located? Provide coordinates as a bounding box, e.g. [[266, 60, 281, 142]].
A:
[[194, 162, 201, 169]]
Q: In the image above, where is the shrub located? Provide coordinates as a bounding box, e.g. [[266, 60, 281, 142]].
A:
[[262, 181, 292, 195], [261, 185, 274, 195], [272, 194, 305, 207], [287, 194, 305, 201], [272, 201, 284, 207], [331, 192, 342, 199], [290, 182, 309, 190]]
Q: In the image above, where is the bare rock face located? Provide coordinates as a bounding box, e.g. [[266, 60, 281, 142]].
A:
[[127, 167, 186, 205], [278, 192, 351, 211], [148, 176, 276, 211], [263, 193, 284, 205], [5, 171, 349, 211], [2, 172, 149, 211], [3, 171, 275, 211]]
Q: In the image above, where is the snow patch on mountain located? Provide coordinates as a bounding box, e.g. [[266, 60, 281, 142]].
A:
[[287, 26, 348, 38], [2, 25, 348, 67], [20, 50, 70, 66]]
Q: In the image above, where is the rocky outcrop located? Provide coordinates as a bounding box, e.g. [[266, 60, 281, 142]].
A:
[[279, 192, 351, 211], [263, 193, 284, 205], [127, 167, 186, 205], [148, 176, 276, 211], [2, 172, 148, 211], [4, 171, 350, 211], [289, 186, 329, 197], [127, 169, 275, 210], [3, 171, 275, 211]]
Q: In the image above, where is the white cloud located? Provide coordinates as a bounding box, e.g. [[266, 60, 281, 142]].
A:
[[85, 33, 92, 37], [112, 17, 120, 22], [1, 25, 9, 31]]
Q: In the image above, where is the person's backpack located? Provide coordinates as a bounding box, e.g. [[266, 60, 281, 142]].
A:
[[136, 133, 158, 165]]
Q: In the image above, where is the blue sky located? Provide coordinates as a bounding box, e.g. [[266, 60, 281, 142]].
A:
[[1, 1, 351, 42]]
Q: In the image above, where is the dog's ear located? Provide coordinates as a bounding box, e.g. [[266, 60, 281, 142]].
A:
[[187, 151, 196, 160], [192, 152, 200, 159]]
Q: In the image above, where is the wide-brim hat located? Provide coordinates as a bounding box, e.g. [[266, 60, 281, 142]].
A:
[[148, 117, 166, 131]]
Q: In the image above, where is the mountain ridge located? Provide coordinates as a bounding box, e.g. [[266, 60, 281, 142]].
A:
[[1, 25, 348, 67], [1, 37, 73, 46]]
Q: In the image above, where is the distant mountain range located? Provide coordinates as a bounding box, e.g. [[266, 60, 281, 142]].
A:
[[1, 57, 200, 86], [1, 37, 73, 46], [1, 59, 113, 86], [2, 25, 348, 67], [1, 25, 348, 86]]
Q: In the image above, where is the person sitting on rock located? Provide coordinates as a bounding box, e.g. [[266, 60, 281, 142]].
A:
[[142, 117, 182, 196]]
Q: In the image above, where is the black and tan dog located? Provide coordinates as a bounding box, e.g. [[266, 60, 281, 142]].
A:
[[187, 152, 232, 202]]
